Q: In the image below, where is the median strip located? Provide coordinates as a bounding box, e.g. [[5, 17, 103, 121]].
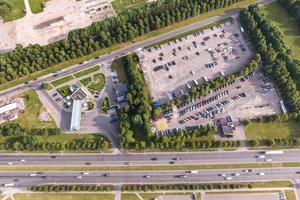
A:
[[1, 162, 299, 171]]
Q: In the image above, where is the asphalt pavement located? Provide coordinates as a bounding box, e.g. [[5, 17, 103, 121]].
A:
[[0, 150, 298, 166], [0, 167, 299, 187]]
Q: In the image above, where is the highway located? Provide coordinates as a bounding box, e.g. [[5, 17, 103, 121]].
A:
[[0, 0, 275, 99], [0, 150, 298, 166], [0, 167, 299, 187]]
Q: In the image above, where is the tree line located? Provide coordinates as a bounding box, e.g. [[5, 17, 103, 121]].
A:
[[278, 0, 300, 25], [0, 0, 11, 18], [0, 0, 245, 84], [29, 184, 114, 192], [240, 4, 300, 117], [0, 124, 110, 151]]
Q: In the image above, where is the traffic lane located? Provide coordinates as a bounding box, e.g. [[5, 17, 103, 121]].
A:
[[0, 169, 299, 187]]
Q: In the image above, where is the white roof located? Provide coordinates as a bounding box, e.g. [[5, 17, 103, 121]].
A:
[[0, 102, 17, 115], [70, 100, 82, 131]]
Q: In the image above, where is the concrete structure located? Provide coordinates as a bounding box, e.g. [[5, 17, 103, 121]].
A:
[[69, 88, 87, 131], [0, 102, 17, 115], [0, 98, 25, 124], [218, 116, 234, 137]]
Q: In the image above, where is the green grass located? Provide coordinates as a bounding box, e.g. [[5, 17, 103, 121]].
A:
[[0, 0, 256, 92], [28, 0, 47, 13], [1, 162, 300, 172], [88, 73, 106, 92], [1, 0, 26, 21], [74, 65, 100, 78], [262, 2, 300, 61], [80, 77, 92, 87], [14, 193, 114, 200], [4, 90, 56, 129], [121, 193, 140, 200], [57, 85, 72, 98], [245, 121, 300, 140], [100, 97, 110, 113], [51, 75, 74, 87], [112, 0, 146, 13]]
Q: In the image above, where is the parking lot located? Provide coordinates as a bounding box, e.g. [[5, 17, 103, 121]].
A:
[[205, 192, 284, 200], [154, 71, 282, 134], [138, 17, 252, 103]]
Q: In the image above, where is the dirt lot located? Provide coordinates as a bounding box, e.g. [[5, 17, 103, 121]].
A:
[[154, 71, 282, 133], [138, 17, 252, 104], [0, 0, 116, 52]]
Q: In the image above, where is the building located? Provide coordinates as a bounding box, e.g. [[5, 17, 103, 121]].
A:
[[0, 99, 25, 125], [0, 102, 17, 115], [113, 83, 128, 103], [218, 116, 235, 137], [69, 88, 87, 131]]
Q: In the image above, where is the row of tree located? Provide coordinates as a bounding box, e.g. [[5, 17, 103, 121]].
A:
[[122, 183, 252, 192], [0, 0, 245, 84], [239, 5, 300, 116], [0, 124, 110, 151], [29, 184, 114, 192]]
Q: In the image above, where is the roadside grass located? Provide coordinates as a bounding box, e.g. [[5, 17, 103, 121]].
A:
[[87, 73, 106, 92], [1, 162, 300, 172], [112, 0, 146, 13], [100, 96, 110, 113], [1, 0, 26, 21], [245, 121, 300, 140], [139, 192, 193, 200], [80, 77, 92, 87], [0, 0, 256, 92], [285, 190, 297, 200], [51, 75, 74, 87], [262, 2, 300, 61], [74, 65, 100, 78], [121, 193, 140, 200], [4, 90, 56, 129], [28, 0, 47, 13], [14, 193, 114, 200], [57, 85, 72, 98], [111, 57, 129, 84]]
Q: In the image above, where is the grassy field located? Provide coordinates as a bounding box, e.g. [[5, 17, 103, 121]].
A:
[[51, 75, 74, 87], [88, 73, 106, 92], [245, 121, 300, 140], [285, 190, 297, 200], [121, 193, 140, 200], [112, 0, 146, 13], [262, 2, 300, 60], [4, 90, 56, 129], [14, 193, 114, 200], [1, 0, 26, 21], [80, 77, 92, 86], [0, 0, 256, 92], [74, 65, 100, 78], [57, 85, 72, 97], [1, 162, 299, 172], [28, 0, 47, 13], [100, 96, 110, 113]]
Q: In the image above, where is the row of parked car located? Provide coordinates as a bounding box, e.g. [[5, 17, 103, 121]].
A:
[[155, 122, 216, 135]]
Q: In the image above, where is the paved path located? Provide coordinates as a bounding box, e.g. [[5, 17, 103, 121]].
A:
[[23, 0, 33, 16]]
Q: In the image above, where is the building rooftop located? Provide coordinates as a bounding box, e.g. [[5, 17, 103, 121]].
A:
[[70, 100, 83, 131], [0, 102, 17, 115], [71, 88, 87, 101]]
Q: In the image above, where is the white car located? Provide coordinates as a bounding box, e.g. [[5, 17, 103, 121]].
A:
[[75, 176, 83, 179], [144, 175, 151, 178], [233, 173, 240, 176], [81, 172, 90, 175], [225, 177, 232, 180], [220, 173, 226, 177], [7, 162, 13, 165], [29, 173, 37, 177], [258, 172, 265, 176], [265, 159, 272, 162], [20, 159, 26, 162], [257, 155, 265, 159]]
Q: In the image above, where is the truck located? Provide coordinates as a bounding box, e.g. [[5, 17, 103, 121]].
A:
[[264, 150, 283, 155], [189, 170, 198, 174], [4, 183, 14, 187]]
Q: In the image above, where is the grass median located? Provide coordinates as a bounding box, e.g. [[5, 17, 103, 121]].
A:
[[1, 162, 300, 172], [0, 0, 257, 92]]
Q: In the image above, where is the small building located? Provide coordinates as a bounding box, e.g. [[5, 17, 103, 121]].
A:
[[218, 116, 234, 137], [114, 83, 128, 103], [69, 88, 88, 131], [0, 102, 17, 115]]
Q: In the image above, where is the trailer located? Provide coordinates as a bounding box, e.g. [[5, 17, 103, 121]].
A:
[[264, 150, 283, 155]]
